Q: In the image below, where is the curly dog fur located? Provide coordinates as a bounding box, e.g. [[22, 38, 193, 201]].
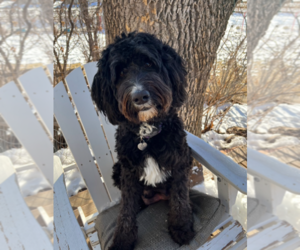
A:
[[92, 32, 195, 250]]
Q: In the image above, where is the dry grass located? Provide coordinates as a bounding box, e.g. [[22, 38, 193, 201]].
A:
[[248, 22, 300, 131], [202, 26, 247, 133]]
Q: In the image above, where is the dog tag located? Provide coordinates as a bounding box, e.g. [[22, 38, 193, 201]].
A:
[[138, 141, 147, 151]]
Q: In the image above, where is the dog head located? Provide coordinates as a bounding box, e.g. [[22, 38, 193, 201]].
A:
[[91, 32, 187, 125]]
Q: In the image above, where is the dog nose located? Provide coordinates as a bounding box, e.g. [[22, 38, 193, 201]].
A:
[[132, 90, 150, 105]]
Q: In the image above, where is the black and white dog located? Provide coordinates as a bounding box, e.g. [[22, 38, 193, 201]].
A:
[[91, 32, 195, 250]]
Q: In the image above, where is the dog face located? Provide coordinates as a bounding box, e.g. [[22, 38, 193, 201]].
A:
[[91, 32, 187, 125]]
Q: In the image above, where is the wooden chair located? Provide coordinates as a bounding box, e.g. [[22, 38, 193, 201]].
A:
[[0, 156, 53, 250], [0, 66, 54, 248], [54, 62, 247, 250], [0, 67, 53, 184], [247, 148, 300, 249]]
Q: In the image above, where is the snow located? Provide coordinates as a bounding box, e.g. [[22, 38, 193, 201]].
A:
[[202, 103, 247, 150], [193, 179, 218, 198], [218, 104, 247, 133], [202, 130, 246, 150], [249, 104, 300, 133], [64, 168, 87, 197], [275, 191, 300, 231], [248, 131, 300, 150], [0, 33, 52, 66], [54, 148, 87, 197], [0, 148, 52, 197], [248, 104, 300, 150], [0, 147, 86, 197]]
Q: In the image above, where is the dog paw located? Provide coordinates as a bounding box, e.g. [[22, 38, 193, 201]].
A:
[[169, 223, 195, 245]]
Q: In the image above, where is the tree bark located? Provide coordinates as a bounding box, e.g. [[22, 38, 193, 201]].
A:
[[247, 0, 288, 62], [103, 0, 237, 138]]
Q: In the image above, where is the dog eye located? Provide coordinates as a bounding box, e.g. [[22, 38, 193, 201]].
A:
[[120, 68, 128, 77], [146, 62, 152, 67]]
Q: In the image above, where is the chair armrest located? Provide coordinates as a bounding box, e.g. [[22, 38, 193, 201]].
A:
[[186, 131, 247, 194], [248, 148, 300, 194]]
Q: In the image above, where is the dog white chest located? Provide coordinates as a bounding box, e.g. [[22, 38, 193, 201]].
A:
[[140, 157, 170, 186]]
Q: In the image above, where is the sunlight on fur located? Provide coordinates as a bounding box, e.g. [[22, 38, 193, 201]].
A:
[[138, 107, 158, 122]]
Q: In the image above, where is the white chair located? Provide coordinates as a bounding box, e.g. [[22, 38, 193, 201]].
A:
[[0, 67, 53, 185], [54, 62, 247, 250], [0, 66, 54, 248], [247, 148, 300, 250], [0, 156, 52, 250]]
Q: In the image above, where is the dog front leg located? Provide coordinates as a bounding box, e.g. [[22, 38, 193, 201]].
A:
[[168, 166, 195, 245], [109, 167, 142, 250]]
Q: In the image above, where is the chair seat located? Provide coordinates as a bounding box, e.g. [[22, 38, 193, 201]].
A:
[[95, 190, 225, 250]]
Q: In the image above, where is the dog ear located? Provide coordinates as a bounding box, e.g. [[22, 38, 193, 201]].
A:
[[91, 48, 122, 125], [162, 44, 188, 108]]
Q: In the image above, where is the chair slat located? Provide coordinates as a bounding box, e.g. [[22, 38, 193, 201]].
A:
[[248, 148, 300, 194], [0, 82, 53, 185], [47, 64, 53, 81], [248, 220, 297, 250], [54, 82, 110, 210], [84, 63, 118, 163], [53, 156, 89, 250], [198, 221, 244, 249], [18, 67, 53, 136], [0, 156, 52, 250], [186, 131, 247, 194], [98, 113, 118, 163], [83, 61, 97, 88], [66, 68, 120, 201]]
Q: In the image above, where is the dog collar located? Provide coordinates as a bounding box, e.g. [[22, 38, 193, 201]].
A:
[[137, 123, 162, 151]]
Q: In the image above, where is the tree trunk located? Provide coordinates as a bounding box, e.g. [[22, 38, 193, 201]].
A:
[[103, 0, 236, 138], [248, 0, 288, 62]]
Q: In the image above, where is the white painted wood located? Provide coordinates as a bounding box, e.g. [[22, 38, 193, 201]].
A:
[[88, 231, 100, 247], [78, 206, 96, 234], [248, 148, 300, 194], [0, 82, 53, 185], [63, 162, 77, 172], [0, 156, 52, 250], [273, 236, 300, 250], [230, 237, 247, 250], [53, 155, 89, 250], [37, 206, 53, 234], [84, 62, 118, 163], [212, 214, 233, 232], [248, 215, 277, 233], [66, 68, 120, 201], [217, 178, 238, 214], [14, 162, 37, 172], [186, 131, 247, 194], [47, 64, 53, 81], [92, 244, 102, 250], [54, 82, 110, 210], [253, 176, 286, 213], [83, 61, 98, 88], [18, 67, 53, 136], [198, 221, 244, 250], [248, 220, 298, 250], [99, 113, 118, 163]]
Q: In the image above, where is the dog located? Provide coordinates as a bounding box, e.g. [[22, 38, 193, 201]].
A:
[[91, 32, 195, 250]]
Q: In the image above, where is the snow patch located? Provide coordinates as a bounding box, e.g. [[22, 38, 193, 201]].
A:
[[55, 148, 86, 197], [0, 148, 51, 197], [202, 130, 246, 150]]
